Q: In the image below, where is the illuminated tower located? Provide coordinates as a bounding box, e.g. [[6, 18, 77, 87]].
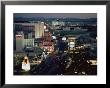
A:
[[41, 29, 54, 52], [35, 22, 45, 38], [16, 33, 24, 52]]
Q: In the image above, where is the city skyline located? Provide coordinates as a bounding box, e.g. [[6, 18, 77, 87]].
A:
[[14, 13, 97, 75]]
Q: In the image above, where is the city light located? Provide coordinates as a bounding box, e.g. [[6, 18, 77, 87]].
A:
[[52, 36, 56, 39], [62, 37, 66, 40], [14, 13, 97, 75], [44, 25, 46, 29]]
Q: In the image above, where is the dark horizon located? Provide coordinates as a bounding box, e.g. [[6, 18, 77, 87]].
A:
[[14, 13, 97, 19]]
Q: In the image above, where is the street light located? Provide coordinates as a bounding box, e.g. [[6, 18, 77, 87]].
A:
[[62, 37, 66, 41]]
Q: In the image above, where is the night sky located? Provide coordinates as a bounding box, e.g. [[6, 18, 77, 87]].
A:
[[14, 13, 97, 19]]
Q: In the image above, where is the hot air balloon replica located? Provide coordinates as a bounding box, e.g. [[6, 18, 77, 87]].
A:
[[22, 55, 30, 72]]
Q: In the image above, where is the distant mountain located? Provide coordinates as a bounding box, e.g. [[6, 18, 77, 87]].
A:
[[14, 17, 97, 23]]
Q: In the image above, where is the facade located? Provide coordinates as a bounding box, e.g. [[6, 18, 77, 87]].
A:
[[35, 22, 45, 38], [67, 36, 76, 50], [16, 34, 24, 52], [23, 39, 34, 47], [28, 32, 33, 39], [15, 22, 45, 39], [40, 29, 54, 52]]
